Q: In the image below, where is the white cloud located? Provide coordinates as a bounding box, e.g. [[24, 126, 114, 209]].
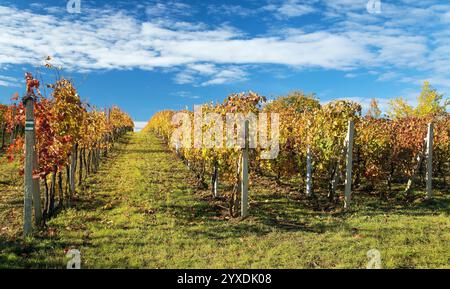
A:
[[174, 71, 196, 84], [264, 0, 316, 18], [425, 77, 450, 88], [133, 121, 147, 132], [377, 71, 400, 81], [0, 75, 20, 87], [173, 91, 201, 99], [207, 4, 258, 17], [174, 64, 247, 86], [201, 67, 248, 86], [0, 1, 449, 88], [443, 11, 450, 23], [187, 63, 217, 75], [145, 1, 192, 18]]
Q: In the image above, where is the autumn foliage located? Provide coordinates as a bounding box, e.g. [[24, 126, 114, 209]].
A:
[[145, 88, 448, 212], [1, 71, 134, 221]]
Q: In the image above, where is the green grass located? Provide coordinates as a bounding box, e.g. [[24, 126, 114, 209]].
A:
[[0, 132, 449, 268]]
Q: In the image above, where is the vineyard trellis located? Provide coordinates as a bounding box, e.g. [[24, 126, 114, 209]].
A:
[[1, 71, 134, 237], [144, 91, 449, 217]]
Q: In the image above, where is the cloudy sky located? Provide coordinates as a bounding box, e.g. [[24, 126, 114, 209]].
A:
[[0, 0, 449, 127]]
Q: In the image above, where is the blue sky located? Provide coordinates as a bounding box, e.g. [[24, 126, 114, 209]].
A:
[[0, 0, 449, 130]]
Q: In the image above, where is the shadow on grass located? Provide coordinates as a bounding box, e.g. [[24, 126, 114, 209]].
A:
[[163, 170, 449, 241], [121, 149, 169, 155], [359, 195, 450, 217], [0, 235, 72, 268], [154, 188, 335, 240], [0, 179, 15, 186]]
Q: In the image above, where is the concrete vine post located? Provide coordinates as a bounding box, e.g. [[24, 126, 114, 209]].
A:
[[306, 146, 313, 197], [306, 119, 313, 197], [241, 120, 249, 218], [23, 94, 40, 236], [344, 120, 355, 209], [32, 137, 41, 225], [212, 162, 219, 198], [426, 123, 434, 199]]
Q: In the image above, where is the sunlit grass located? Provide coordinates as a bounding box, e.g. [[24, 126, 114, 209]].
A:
[[0, 132, 448, 268]]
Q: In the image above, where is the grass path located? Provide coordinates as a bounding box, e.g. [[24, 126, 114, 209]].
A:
[[0, 132, 449, 268]]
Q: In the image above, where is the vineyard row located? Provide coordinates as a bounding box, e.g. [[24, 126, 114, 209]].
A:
[[144, 92, 449, 216], [0, 72, 134, 236]]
